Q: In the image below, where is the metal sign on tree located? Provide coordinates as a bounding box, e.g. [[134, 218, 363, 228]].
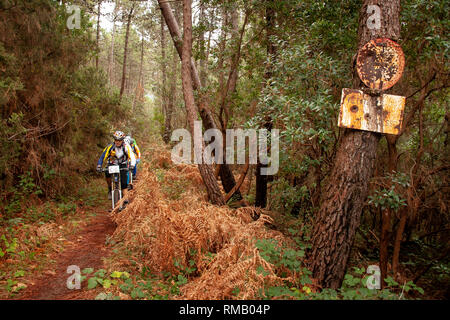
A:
[[338, 38, 406, 135]]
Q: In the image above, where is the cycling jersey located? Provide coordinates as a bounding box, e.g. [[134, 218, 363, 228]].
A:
[[97, 142, 136, 167]]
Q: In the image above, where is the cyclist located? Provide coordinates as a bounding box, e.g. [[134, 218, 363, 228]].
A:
[[125, 135, 141, 180], [97, 131, 136, 201]]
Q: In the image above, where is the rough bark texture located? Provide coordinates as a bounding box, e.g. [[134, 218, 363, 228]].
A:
[[181, 0, 225, 206], [307, 0, 401, 289]]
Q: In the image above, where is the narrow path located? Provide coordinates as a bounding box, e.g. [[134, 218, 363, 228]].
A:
[[18, 210, 115, 300]]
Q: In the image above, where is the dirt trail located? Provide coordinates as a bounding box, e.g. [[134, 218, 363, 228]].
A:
[[18, 210, 115, 300]]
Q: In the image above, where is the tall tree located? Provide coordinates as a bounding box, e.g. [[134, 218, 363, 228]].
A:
[[158, 0, 240, 200], [95, 0, 101, 69], [119, 2, 135, 101], [181, 0, 225, 205], [108, 0, 120, 85], [132, 34, 145, 113], [255, 0, 276, 208], [160, 11, 169, 142], [307, 0, 402, 289]]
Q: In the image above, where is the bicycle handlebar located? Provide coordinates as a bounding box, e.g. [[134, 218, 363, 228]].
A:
[[99, 166, 129, 173]]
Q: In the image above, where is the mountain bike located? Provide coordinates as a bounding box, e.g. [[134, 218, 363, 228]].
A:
[[101, 164, 129, 210]]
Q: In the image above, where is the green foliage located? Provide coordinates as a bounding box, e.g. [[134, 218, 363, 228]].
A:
[[255, 238, 424, 300], [82, 267, 130, 296], [368, 187, 407, 212], [255, 238, 305, 274], [269, 178, 309, 214], [368, 172, 410, 211], [0, 234, 18, 259]]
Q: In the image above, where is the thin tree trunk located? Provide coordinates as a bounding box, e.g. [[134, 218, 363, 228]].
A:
[[119, 4, 134, 101], [181, 0, 225, 206], [219, 9, 248, 130], [160, 12, 168, 138], [392, 81, 431, 280], [379, 134, 398, 287], [96, 1, 101, 69], [158, 0, 239, 197], [198, 1, 207, 86], [108, 1, 119, 85], [307, 0, 402, 290], [164, 45, 178, 144], [255, 0, 276, 208], [392, 207, 407, 279], [132, 35, 144, 113], [217, 6, 227, 111]]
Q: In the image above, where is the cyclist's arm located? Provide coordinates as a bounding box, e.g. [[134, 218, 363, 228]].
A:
[[97, 145, 112, 167]]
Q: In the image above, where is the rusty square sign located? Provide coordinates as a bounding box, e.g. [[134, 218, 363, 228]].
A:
[[338, 88, 405, 135]]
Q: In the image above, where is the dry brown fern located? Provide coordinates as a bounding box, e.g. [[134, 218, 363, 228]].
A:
[[109, 143, 298, 299]]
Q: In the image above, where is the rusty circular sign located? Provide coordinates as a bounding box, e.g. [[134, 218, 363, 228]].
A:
[[356, 38, 405, 91]]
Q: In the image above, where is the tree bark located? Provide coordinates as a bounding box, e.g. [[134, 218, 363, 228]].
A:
[[160, 12, 169, 142], [132, 35, 145, 114], [95, 1, 101, 69], [216, 5, 228, 113], [307, 0, 402, 289], [119, 4, 135, 101], [158, 0, 240, 198], [108, 0, 119, 85], [219, 9, 248, 130], [164, 45, 178, 144], [255, 0, 276, 208], [198, 1, 207, 86], [181, 0, 225, 206]]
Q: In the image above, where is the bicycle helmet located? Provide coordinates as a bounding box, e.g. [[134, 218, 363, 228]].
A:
[[113, 130, 125, 141]]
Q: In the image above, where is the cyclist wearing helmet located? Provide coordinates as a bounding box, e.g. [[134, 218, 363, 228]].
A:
[[97, 131, 136, 200], [126, 136, 141, 180]]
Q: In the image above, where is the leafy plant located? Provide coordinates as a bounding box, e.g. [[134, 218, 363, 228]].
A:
[[368, 186, 407, 211]]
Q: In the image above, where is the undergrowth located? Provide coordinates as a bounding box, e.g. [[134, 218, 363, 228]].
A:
[[0, 178, 108, 298], [102, 143, 426, 300]]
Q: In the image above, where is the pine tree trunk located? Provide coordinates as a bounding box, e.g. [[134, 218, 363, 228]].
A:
[[159, 0, 239, 198], [307, 0, 402, 289], [96, 1, 101, 69], [255, 0, 276, 208], [132, 35, 144, 113], [119, 4, 134, 101], [108, 1, 119, 86], [160, 12, 169, 141], [181, 0, 225, 206], [164, 45, 177, 144], [198, 1, 207, 86]]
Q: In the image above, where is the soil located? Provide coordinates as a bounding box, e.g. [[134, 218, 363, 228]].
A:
[[17, 211, 116, 300]]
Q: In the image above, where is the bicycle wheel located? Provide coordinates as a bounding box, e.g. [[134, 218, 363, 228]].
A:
[[112, 189, 120, 209]]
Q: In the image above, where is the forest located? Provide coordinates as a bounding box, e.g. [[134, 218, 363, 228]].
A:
[[0, 0, 448, 302]]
